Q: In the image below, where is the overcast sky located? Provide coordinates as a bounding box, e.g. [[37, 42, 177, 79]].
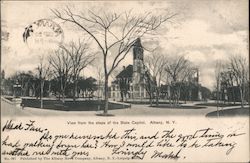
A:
[[1, 0, 249, 90]]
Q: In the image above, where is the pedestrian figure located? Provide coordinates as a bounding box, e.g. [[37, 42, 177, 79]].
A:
[[21, 103, 25, 110]]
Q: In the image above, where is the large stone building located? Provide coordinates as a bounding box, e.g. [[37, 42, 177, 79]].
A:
[[111, 38, 149, 101]]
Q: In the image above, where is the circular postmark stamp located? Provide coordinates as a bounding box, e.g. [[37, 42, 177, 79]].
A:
[[23, 19, 64, 50]]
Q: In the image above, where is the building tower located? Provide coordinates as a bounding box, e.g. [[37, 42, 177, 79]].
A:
[[132, 38, 145, 98], [195, 68, 202, 100]]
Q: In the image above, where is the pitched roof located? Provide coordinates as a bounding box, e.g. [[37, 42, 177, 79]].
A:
[[116, 65, 133, 79]]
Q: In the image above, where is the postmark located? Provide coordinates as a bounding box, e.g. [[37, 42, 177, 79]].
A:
[[23, 19, 64, 50]]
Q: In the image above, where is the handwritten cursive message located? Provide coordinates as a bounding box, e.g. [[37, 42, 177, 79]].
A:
[[1, 119, 248, 162]]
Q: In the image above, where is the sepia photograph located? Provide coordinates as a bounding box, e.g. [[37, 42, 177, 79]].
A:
[[1, 0, 249, 162], [1, 0, 249, 118]]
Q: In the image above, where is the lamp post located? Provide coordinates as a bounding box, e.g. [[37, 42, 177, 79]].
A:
[[13, 80, 21, 98], [13, 80, 22, 108]]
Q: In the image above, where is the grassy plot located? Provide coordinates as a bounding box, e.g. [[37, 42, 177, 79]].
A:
[[196, 102, 243, 107], [206, 107, 249, 117], [22, 99, 130, 111], [150, 105, 206, 109]]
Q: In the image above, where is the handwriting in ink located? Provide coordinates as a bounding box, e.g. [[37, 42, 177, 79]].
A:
[[1, 120, 247, 161]]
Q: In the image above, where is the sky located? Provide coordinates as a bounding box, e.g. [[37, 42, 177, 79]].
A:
[[1, 0, 249, 90]]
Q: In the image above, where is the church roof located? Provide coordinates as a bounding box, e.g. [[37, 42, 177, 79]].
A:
[[116, 65, 133, 79]]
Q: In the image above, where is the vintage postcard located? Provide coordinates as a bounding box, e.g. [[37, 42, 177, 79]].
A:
[[1, 0, 249, 162]]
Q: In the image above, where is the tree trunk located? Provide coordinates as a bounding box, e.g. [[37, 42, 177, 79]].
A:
[[62, 90, 65, 103], [60, 77, 63, 101], [148, 89, 153, 106], [149, 95, 152, 106], [103, 75, 109, 114], [98, 81, 101, 99], [38, 80, 41, 100], [189, 86, 192, 101], [156, 87, 159, 106], [232, 88, 236, 105], [121, 91, 124, 102], [240, 87, 244, 109], [73, 80, 77, 103], [40, 80, 44, 109], [168, 85, 172, 106], [48, 81, 51, 97], [216, 80, 219, 108], [184, 94, 187, 104], [177, 87, 180, 105]]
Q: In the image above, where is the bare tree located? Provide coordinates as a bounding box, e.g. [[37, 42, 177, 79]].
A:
[[226, 69, 237, 104], [143, 66, 157, 106], [49, 47, 73, 103], [144, 48, 167, 106], [52, 7, 177, 114], [164, 55, 194, 105], [36, 56, 51, 108], [228, 55, 249, 108], [215, 61, 224, 108], [94, 63, 105, 99], [61, 41, 95, 102]]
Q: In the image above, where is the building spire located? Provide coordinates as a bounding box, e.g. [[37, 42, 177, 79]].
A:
[[133, 38, 144, 61]]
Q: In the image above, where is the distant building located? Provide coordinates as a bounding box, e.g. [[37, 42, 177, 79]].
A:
[[0, 70, 5, 94], [94, 80, 105, 99]]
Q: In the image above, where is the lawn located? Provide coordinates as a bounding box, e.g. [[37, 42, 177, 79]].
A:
[[122, 100, 183, 105], [206, 107, 249, 117], [150, 104, 206, 109], [196, 102, 244, 107], [21, 98, 130, 111]]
